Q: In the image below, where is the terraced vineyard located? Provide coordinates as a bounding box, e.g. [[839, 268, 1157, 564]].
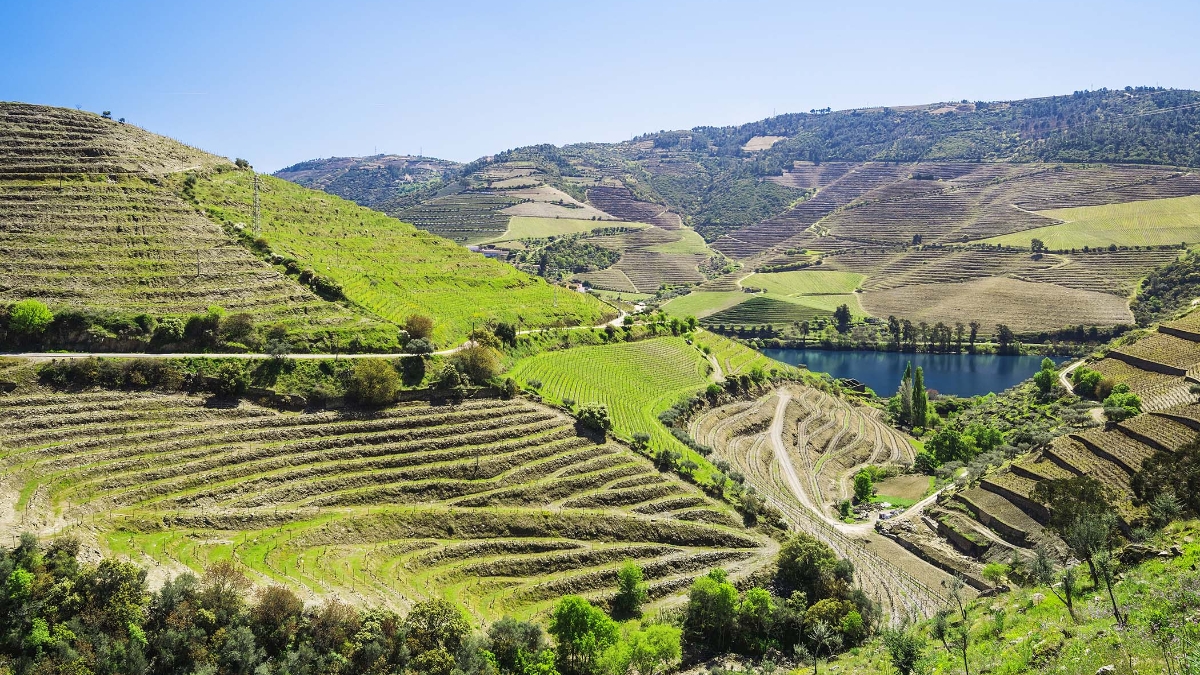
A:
[[1083, 313, 1200, 410], [689, 386, 948, 620], [0, 389, 768, 620], [923, 401, 1200, 582], [395, 191, 517, 243], [508, 337, 715, 475], [0, 104, 396, 346], [191, 172, 613, 347]]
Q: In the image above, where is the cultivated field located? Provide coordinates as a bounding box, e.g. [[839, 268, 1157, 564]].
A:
[[484, 217, 646, 243], [508, 337, 715, 478], [192, 172, 613, 347], [0, 388, 769, 620], [689, 386, 950, 619], [983, 194, 1200, 249], [858, 277, 1133, 332]]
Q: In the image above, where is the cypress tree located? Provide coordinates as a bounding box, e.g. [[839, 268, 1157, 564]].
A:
[[912, 367, 927, 429], [898, 361, 913, 427]]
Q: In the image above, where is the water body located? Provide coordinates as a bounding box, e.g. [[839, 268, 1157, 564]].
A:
[[759, 348, 1066, 397]]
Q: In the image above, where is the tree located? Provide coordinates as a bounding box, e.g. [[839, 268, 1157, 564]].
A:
[[549, 596, 619, 675], [833, 304, 852, 334], [927, 427, 977, 465], [212, 361, 249, 397], [995, 324, 1016, 354], [684, 569, 738, 653], [1102, 384, 1142, 421], [886, 316, 901, 351], [219, 312, 256, 347], [488, 617, 547, 674], [967, 321, 980, 353], [1033, 357, 1056, 394], [911, 367, 927, 429], [613, 560, 648, 619], [799, 320, 811, 348], [577, 403, 612, 433], [406, 314, 435, 340], [494, 321, 518, 346], [8, 299, 53, 336], [806, 620, 841, 675], [881, 618, 926, 675], [852, 471, 873, 503], [1133, 437, 1200, 520], [776, 533, 844, 601], [347, 359, 399, 406], [954, 322, 965, 352], [624, 624, 681, 675], [1031, 237, 1046, 253], [1031, 547, 1077, 622], [451, 345, 503, 384]]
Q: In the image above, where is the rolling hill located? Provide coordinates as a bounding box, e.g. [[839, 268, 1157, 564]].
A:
[[0, 103, 613, 350], [277, 87, 1200, 334]]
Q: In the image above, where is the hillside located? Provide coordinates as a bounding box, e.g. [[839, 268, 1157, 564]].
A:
[[0, 379, 770, 620], [0, 103, 397, 350], [0, 103, 613, 351], [274, 153, 459, 212], [278, 88, 1200, 335]]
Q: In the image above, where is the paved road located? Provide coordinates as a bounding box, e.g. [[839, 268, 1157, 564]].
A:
[[2, 310, 630, 362], [1058, 358, 1086, 394]]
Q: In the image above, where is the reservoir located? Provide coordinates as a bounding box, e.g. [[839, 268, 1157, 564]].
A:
[[758, 348, 1063, 397]]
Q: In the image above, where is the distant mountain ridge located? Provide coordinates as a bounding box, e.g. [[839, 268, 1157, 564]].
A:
[[275, 153, 459, 212]]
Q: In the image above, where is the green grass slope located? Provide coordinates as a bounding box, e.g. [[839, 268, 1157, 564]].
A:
[[189, 171, 615, 347], [982, 194, 1200, 249]]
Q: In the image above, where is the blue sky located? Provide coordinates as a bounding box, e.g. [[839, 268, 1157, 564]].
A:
[[3, 0, 1198, 172]]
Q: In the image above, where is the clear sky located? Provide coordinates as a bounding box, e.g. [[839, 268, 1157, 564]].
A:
[[3, 0, 1198, 172]]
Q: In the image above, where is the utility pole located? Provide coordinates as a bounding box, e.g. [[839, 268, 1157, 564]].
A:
[[252, 174, 262, 236]]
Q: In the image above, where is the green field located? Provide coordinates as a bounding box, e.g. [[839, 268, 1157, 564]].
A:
[[665, 271, 868, 327], [192, 172, 614, 346], [645, 228, 711, 254], [661, 290, 747, 319], [701, 293, 867, 327], [981, 194, 1200, 249], [742, 270, 864, 295], [485, 216, 647, 243]]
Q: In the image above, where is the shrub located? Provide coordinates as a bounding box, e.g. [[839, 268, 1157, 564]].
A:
[[212, 362, 249, 397], [8, 299, 53, 336], [219, 312, 257, 348], [406, 314, 435, 340], [406, 338, 434, 355], [499, 377, 519, 399], [398, 355, 426, 385], [450, 345, 502, 384], [434, 364, 465, 394], [346, 359, 399, 406], [577, 403, 612, 433]]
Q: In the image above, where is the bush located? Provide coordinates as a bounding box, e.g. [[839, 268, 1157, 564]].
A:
[[450, 345, 502, 384], [398, 355, 426, 385], [406, 314, 435, 340], [499, 377, 519, 399], [577, 403, 612, 433], [8, 299, 53, 336], [212, 362, 249, 397], [346, 359, 399, 406], [405, 338, 434, 354]]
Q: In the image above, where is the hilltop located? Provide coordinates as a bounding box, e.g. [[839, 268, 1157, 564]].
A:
[[0, 103, 612, 351], [276, 87, 1200, 337]]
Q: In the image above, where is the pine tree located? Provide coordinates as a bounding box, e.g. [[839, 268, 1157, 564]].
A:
[[912, 367, 927, 429]]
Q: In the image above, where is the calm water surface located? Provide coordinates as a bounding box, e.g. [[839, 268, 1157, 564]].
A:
[[759, 349, 1066, 397]]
